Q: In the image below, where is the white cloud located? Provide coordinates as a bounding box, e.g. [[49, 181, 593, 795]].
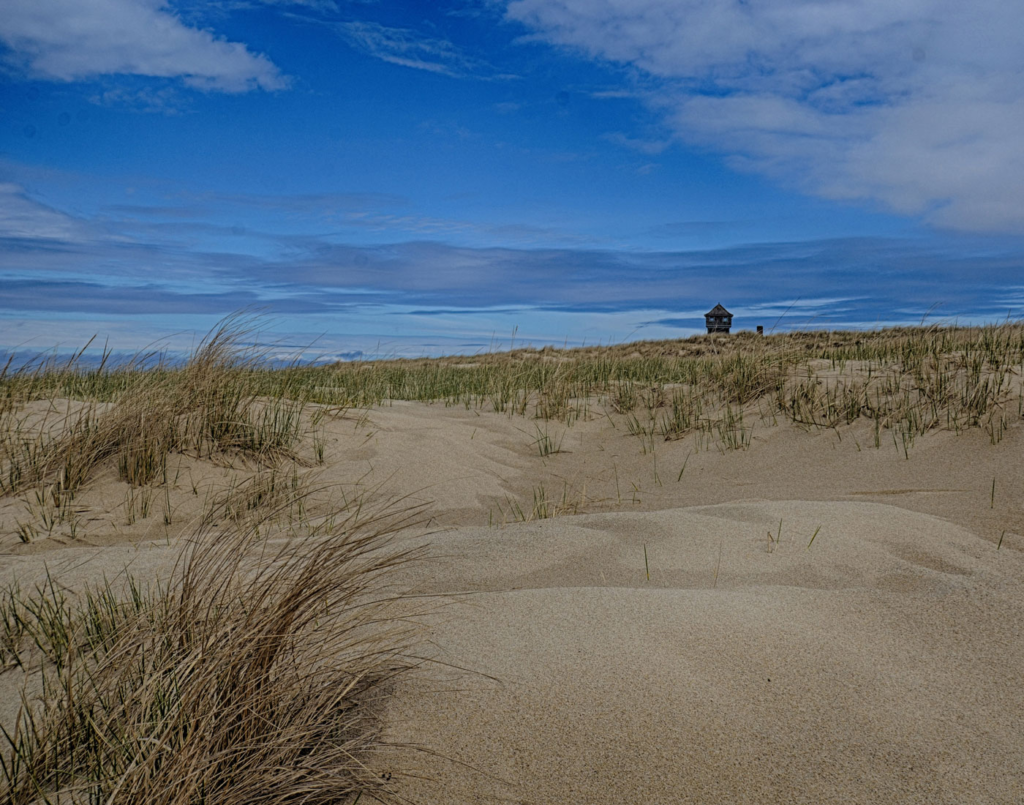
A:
[[0, 183, 93, 242], [339, 21, 477, 77], [506, 0, 1024, 233], [0, 0, 287, 92]]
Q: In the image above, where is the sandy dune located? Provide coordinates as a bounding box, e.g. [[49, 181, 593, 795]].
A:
[[3, 399, 1024, 803], [385, 501, 1024, 803]]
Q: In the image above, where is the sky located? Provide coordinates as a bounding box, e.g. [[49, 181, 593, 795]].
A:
[[2, 0, 1023, 360]]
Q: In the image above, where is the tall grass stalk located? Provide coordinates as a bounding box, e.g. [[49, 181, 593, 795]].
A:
[[0, 493, 425, 804]]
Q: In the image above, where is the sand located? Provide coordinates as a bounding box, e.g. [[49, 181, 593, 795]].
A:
[[3, 399, 1024, 803], [384, 502, 1024, 803]]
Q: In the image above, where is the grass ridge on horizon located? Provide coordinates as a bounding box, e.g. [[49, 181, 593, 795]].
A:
[[1, 317, 1022, 539], [5, 320, 1020, 469]]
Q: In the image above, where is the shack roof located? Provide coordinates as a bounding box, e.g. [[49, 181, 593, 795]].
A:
[[705, 304, 732, 317]]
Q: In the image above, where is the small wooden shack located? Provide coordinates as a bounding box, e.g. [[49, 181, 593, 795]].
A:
[[705, 304, 733, 334]]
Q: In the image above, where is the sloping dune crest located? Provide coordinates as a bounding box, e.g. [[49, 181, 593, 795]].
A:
[[385, 501, 1024, 804]]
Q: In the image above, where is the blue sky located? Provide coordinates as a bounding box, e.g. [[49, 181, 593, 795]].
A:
[[2, 0, 1023, 359]]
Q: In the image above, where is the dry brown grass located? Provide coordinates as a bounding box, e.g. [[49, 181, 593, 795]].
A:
[[1, 487, 426, 804], [0, 314, 307, 503], [0, 315, 441, 803]]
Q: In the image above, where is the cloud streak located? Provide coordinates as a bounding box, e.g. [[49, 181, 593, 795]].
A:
[[506, 0, 1024, 234], [3, 182, 1023, 355], [0, 183, 95, 242], [0, 0, 288, 91], [338, 20, 485, 77], [3, 200, 1022, 324]]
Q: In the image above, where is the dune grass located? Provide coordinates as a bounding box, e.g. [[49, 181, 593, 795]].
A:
[[0, 316, 318, 543], [5, 321, 1022, 453], [494, 479, 587, 525], [266, 323, 1024, 452], [2, 319, 1022, 540], [0, 316, 432, 803], [0, 315, 307, 502], [1, 483, 424, 804]]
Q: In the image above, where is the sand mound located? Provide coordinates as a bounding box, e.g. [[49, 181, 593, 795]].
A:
[[4, 386, 1023, 802], [384, 501, 1024, 804]]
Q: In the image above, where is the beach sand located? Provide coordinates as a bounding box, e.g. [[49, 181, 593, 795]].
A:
[[3, 398, 1023, 803]]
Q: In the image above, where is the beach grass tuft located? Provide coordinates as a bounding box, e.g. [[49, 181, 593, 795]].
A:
[[0, 486, 424, 804]]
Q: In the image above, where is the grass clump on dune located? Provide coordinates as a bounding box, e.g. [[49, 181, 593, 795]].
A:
[[1, 491, 423, 804], [0, 314, 307, 502]]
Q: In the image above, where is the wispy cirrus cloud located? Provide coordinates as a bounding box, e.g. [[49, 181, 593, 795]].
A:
[[0, 183, 95, 242], [505, 0, 1024, 234], [338, 20, 492, 77], [5, 228, 1023, 336], [87, 82, 188, 113], [0, 0, 288, 92], [4, 181, 1024, 356]]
